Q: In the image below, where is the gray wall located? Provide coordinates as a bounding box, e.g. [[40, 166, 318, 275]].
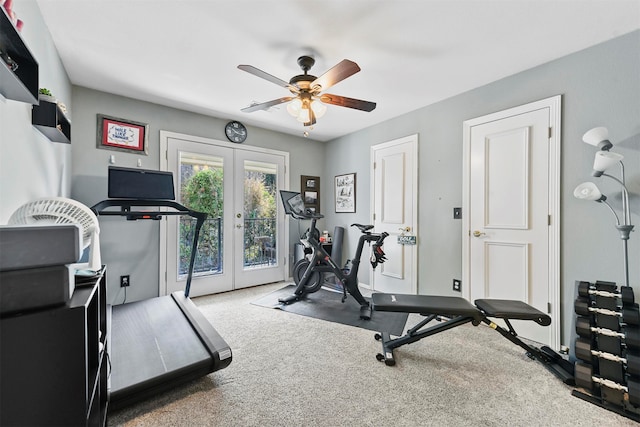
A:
[[323, 30, 640, 348], [0, 0, 72, 222], [70, 87, 324, 302]]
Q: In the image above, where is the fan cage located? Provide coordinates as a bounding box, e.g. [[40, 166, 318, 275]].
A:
[[8, 197, 102, 272], [9, 197, 99, 245]]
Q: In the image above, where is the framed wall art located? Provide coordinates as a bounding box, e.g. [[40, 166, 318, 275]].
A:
[[301, 175, 320, 213], [97, 114, 149, 154], [335, 173, 356, 213]]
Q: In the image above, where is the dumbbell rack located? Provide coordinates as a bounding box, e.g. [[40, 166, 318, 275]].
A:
[[572, 280, 640, 422]]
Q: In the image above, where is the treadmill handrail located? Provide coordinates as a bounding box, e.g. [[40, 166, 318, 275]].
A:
[[91, 199, 206, 218], [91, 199, 207, 297]]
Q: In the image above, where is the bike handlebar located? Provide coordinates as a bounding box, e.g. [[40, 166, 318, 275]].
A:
[[291, 210, 324, 220], [370, 231, 389, 269], [295, 215, 389, 269]]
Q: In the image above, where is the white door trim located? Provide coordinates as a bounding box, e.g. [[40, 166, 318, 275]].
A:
[[370, 134, 419, 293], [462, 95, 561, 349], [159, 130, 290, 296]]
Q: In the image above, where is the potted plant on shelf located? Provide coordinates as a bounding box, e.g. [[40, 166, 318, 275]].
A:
[[38, 88, 56, 104]]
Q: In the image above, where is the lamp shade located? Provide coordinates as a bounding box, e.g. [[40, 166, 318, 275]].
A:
[[582, 126, 613, 150], [583, 127, 609, 145], [296, 107, 310, 123], [310, 99, 327, 118], [287, 98, 302, 117], [593, 151, 624, 176], [574, 182, 605, 201]]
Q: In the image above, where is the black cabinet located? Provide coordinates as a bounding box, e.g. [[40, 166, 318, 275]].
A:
[[32, 98, 71, 143], [0, 6, 38, 104], [0, 271, 108, 426]]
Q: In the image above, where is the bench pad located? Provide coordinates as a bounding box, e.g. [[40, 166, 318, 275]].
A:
[[372, 293, 482, 321], [475, 299, 551, 326], [372, 293, 551, 326]]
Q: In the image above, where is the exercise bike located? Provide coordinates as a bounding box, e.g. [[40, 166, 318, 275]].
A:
[[279, 191, 389, 320]]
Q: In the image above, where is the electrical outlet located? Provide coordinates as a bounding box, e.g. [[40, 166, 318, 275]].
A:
[[120, 275, 130, 287], [452, 279, 461, 292]]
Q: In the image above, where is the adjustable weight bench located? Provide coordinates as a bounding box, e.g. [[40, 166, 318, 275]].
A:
[[372, 293, 575, 385]]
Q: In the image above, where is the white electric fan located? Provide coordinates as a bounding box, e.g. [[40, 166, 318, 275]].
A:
[[8, 197, 102, 273]]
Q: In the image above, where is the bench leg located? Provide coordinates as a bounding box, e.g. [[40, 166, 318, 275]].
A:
[[375, 315, 477, 366], [482, 318, 575, 385]]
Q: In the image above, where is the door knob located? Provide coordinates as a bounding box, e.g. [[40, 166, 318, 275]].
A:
[[236, 224, 242, 229], [473, 230, 485, 237]]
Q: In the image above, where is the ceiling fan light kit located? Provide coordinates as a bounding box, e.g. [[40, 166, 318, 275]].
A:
[[238, 55, 376, 127]]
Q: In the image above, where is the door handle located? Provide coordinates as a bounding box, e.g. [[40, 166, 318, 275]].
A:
[[472, 230, 485, 237], [236, 224, 242, 229]]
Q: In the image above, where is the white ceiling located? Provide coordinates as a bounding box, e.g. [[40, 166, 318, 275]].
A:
[[36, 0, 640, 142]]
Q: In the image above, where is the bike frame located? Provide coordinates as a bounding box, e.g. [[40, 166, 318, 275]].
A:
[[294, 215, 387, 319]]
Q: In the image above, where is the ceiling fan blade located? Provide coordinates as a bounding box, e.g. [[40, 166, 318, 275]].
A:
[[241, 97, 294, 113], [238, 65, 299, 92], [311, 59, 361, 92], [320, 94, 376, 112]]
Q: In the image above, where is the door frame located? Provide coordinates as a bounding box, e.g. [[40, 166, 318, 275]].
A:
[[159, 130, 290, 296], [461, 95, 561, 349], [370, 134, 419, 293]]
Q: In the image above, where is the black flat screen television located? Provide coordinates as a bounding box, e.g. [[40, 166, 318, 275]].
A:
[[108, 166, 175, 200]]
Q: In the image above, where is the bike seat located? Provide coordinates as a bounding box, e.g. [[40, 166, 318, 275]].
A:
[[351, 223, 374, 233]]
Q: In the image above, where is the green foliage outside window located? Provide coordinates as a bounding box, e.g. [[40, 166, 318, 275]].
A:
[[183, 168, 224, 217], [180, 168, 224, 275], [178, 167, 277, 275]]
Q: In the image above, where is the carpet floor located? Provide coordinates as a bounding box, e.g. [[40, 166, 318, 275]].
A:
[[107, 282, 638, 426]]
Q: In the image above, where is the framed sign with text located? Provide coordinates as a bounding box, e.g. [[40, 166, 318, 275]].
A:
[[97, 114, 148, 154]]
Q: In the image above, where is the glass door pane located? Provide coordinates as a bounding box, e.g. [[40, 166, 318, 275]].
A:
[[178, 151, 225, 279], [242, 159, 277, 270]]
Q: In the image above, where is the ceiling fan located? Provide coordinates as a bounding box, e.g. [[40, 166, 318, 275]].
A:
[[238, 56, 376, 127]]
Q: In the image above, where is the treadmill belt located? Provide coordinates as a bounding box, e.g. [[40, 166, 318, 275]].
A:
[[109, 292, 231, 410]]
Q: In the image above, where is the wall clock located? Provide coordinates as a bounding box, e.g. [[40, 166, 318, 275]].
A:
[[225, 121, 247, 143]]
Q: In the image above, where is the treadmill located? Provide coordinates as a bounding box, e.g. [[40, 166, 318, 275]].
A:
[[92, 167, 232, 411]]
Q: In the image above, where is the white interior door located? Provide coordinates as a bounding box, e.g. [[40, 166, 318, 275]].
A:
[[161, 132, 288, 297], [371, 134, 418, 294], [462, 96, 561, 348]]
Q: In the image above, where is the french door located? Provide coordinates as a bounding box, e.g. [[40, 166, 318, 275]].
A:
[[160, 131, 288, 297]]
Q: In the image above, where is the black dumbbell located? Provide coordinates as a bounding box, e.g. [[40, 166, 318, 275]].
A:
[[574, 298, 640, 325], [575, 361, 640, 407], [575, 338, 640, 377], [575, 316, 640, 351], [577, 281, 635, 306]]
